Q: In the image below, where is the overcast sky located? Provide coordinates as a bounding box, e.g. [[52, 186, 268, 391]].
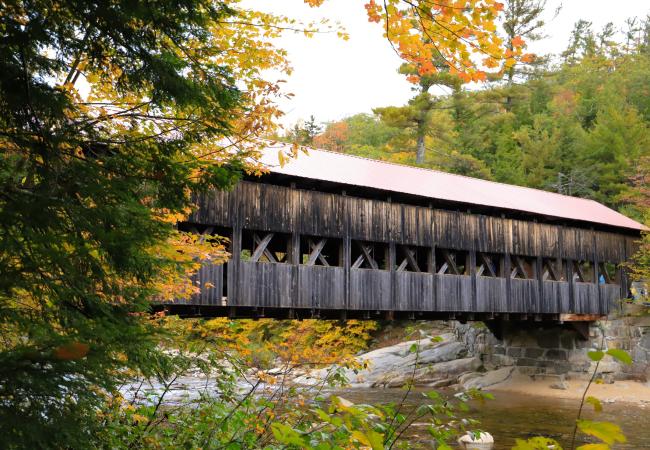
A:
[[250, 0, 650, 128]]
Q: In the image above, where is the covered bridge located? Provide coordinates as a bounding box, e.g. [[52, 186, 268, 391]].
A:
[[165, 146, 644, 322]]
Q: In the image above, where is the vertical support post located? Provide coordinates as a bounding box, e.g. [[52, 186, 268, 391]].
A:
[[504, 251, 512, 312], [389, 241, 396, 312], [592, 230, 602, 315], [567, 258, 575, 314], [342, 191, 350, 313], [230, 227, 242, 306], [620, 237, 628, 313], [468, 250, 477, 311], [537, 255, 544, 314], [429, 203, 436, 312]]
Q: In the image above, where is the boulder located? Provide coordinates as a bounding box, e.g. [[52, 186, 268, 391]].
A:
[[462, 367, 514, 390], [458, 432, 494, 449]]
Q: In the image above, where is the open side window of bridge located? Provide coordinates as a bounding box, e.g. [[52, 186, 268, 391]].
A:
[[435, 248, 469, 275], [395, 244, 430, 272], [541, 258, 566, 281], [598, 261, 619, 284], [509, 255, 537, 279], [176, 223, 233, 252], [572, 260, 595, 283], [351, 240, 389, 270], [476, 252, 504, 277], [300, 236, 343, 267], [241, 229, 292, 264]]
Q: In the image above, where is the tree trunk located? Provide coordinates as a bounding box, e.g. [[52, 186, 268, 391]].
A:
[[416, 130, 426, 164]]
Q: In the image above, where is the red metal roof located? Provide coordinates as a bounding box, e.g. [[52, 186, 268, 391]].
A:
[[259, 145, 645, 231]]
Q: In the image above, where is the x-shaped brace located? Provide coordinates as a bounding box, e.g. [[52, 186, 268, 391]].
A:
[[352, 241, 379, 270], [542, 259, 560, 281], [305, 238, 330, 266], [396, 246, 421, 272], [477, 253, 497, 277], [251, 233, 277, 263], [510, 256, 529, 279], [438, 250, 460, 275]]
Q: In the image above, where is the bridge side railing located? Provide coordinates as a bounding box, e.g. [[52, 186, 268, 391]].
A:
[[178, 181, 635, 316]]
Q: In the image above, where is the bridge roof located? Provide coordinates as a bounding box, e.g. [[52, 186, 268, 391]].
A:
[[259, 146, 645, 231]]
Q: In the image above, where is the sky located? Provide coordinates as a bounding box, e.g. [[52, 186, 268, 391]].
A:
[[250, 0, 650, 128]]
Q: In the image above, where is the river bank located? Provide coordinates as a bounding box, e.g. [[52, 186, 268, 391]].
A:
[[291, 320, 650, 407], [487, 371, 650, 406], [336, 387, 650, 449]]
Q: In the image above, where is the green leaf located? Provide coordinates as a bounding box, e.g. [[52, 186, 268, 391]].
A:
[[577, 420, 626, 445], [606, 348, 632, 365], [588, 350, 605, 362], [271, 423, 305, 446], [409, 343, 418, 353], [351, 430, 384, 450], [577, 444, 610, 450], [512, 437, 562, 449], [586, 396, 603, 412]]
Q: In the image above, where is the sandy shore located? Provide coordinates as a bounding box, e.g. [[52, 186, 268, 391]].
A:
[[487, 372, 650, 406]]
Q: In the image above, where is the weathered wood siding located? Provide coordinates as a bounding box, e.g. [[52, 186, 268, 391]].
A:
[[185, 263, 224, 305], [182, 181, 637, 316], [298, 266, 345, 309], [349, 269, 392, 310]]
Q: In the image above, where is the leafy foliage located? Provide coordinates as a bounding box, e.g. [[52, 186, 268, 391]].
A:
[[199, 318, 378, 368], [0, 0, 338, 446], [306, 17, 650, 213], [92, 319, 489, 449]]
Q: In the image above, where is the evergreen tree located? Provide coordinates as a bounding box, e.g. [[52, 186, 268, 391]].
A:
[[0, 1, 289, 446]]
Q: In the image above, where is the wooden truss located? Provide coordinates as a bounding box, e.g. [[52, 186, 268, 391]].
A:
[[510, 255, 531, 279], [249, 232, 287, 263], [352, 241, 380, 269], [304, 238, 330, 266], [188, 225, 214, 243], [572, 260, 592, 283], [396, 245, 422, 272], [542, 258, 562, 281], [476, 252, 498, 277], [437, 249, 463, 275]]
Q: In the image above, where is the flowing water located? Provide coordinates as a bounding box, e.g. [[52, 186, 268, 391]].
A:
[[335, 388, 650, 449]]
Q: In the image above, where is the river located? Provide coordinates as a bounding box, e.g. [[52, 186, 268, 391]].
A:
[[336, 388, 650, 449]]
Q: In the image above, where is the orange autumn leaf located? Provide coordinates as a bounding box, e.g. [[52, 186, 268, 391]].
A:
[[511, 35, 525, 48], [520, 53, 536, 63], [54, 342, 90, 360]]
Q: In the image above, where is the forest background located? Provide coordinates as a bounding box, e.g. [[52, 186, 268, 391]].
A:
[[1, 0, 649, 448]]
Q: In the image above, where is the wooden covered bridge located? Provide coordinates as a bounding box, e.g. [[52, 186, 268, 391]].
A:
[[162, 146, 644, 323]]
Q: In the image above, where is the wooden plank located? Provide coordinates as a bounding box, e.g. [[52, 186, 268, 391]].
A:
[[476, 277, 507, 312], [237, 262, 293, 307], [297, 266, 345, 309], [394, 272, 434, 311], [349, 269, 392, 310], [559, 313, 607, 322]]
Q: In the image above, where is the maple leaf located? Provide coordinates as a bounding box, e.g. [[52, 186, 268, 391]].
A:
[[520, 53, 536, 63], [511, 35, 525, 48]]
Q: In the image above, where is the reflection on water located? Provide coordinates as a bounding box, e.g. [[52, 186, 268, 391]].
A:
[[334, 388, 650, 449]]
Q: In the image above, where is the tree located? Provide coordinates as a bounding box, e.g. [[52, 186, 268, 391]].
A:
[[501, 0, 551, 109], [0, 1, 516, 446], [562, 20, 598, 64], [0, 1, 303, 446], [289, 115, 322, 146], [313, 121, 349, 151]]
